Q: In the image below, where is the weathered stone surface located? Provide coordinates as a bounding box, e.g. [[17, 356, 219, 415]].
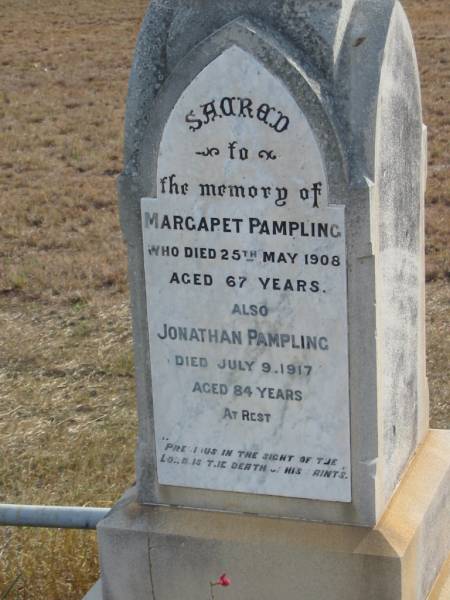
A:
[[118, 0, 429, 526], [96, 430, 450, 600], [374, 1, 429, 504]]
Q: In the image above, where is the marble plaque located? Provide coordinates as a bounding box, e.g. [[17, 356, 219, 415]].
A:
[[141, 46, 351, 502]]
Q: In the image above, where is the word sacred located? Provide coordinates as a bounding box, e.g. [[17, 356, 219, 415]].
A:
[[185, 96, 290, 133]]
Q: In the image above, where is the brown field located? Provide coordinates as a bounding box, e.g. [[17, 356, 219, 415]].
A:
[[0, 0, 448, 598]]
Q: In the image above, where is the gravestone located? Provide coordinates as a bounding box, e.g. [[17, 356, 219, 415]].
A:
[[86, 1, 450, 599]]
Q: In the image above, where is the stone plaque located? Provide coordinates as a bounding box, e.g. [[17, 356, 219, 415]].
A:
[[141, 46, 351, 502]]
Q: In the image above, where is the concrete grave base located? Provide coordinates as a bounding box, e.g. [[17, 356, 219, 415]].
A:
[[429, 555, 450, 599], [83, 580, 102, 600], [81, 558, 450, 600], [92, 430, 450, 600]]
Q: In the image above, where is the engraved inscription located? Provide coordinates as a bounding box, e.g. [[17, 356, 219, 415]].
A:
[[142, 46, 351, 502]]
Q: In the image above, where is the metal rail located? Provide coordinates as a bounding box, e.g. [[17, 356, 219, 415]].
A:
[[0, 504, 110, 529]]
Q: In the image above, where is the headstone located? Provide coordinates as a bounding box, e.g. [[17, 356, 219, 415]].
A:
[[88, 1, 450, 599]]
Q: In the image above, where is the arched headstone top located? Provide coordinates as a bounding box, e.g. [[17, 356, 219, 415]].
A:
[[126, 18, 347, 211], [158, 44, 328, 202]]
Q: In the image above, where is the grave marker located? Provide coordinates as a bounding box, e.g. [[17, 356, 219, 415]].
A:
[[86, 2, 450, 598]]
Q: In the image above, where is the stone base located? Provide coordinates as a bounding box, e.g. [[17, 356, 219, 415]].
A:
[[429, 554, 450, 599], [83, 580, 102, 599], [95, 430, 450, 600]]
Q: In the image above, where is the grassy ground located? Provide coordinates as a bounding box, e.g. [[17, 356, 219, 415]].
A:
[[0, 1, 448, 598]]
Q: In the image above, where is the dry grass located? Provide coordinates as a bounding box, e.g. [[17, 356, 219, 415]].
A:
[[0, 1, 448, 598], [404, 0, 450, 284], [0, 1, 146, 597]]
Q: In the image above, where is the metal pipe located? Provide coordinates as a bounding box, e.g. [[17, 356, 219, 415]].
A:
[[0, 504, 110, 529]]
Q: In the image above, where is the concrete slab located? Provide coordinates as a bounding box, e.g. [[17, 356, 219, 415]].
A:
[[429, 555, 450, 600], [82, 580, 102, 600], [97, 430, 450, 600]]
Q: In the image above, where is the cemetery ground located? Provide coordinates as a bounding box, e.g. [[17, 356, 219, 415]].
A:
[[0, 0, 448, 598]]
